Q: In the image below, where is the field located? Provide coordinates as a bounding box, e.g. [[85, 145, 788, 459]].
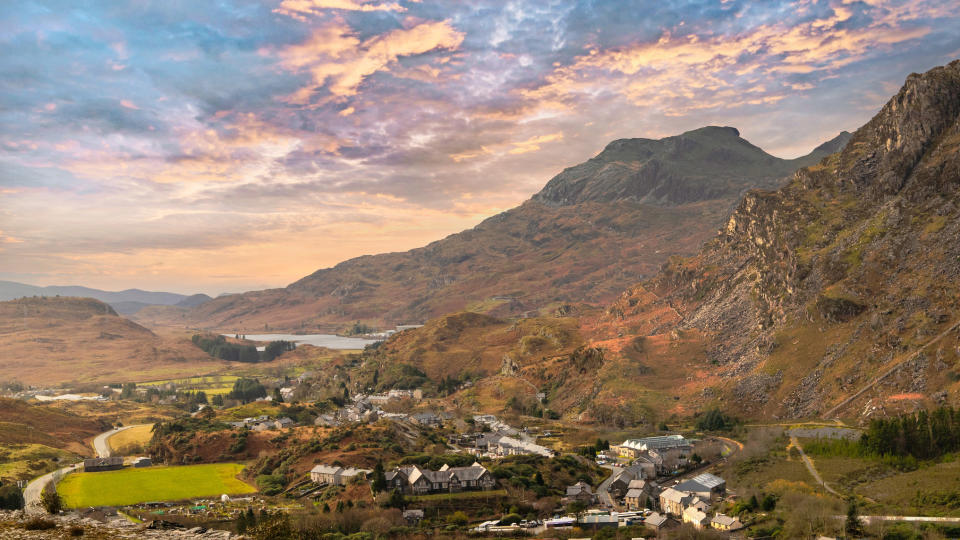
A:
[[57, 463, 256, 507], [107, 424, 154, 454], [138, 375, 240, 396]]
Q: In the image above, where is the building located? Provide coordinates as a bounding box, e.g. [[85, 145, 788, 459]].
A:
[[132, 457, 152, 468], [403, 509, 424, 524], [613, 435, 693, 471], [659, 487, 695, 517], [274, 417, 295, 429], [310, 465, 370, 486], [624, 479, 656, 510], [711, 513, 744, 531], [83, 457, 124, 472], [384, 463, 495, 495], [563, 481, 596, 504], [580, 514, 618, 530], [674, 473, 726, 501], [682, 506, 710, 530], [644, 512, 669, 531], [411, 412, 441, 427]]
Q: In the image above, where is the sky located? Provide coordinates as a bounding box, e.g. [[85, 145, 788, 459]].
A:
[[1, 0, 959, 295]]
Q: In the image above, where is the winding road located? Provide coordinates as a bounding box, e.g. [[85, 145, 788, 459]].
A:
[[788, 435, 839, 496], [24, 424, 150, 514]]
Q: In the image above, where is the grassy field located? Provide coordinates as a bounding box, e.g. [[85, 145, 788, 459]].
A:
[[138, 375, 240, 396], [0, 443, 76, 481], [58, 463, 256, 507], [108, 425, 154, 454]]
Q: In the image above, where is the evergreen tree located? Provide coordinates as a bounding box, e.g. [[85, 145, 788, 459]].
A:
[[845, 500, 863, 537], [371, 460, 386, 493]]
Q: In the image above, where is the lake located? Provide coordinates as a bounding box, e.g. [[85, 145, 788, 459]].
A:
[[225, 333, 380, 350]]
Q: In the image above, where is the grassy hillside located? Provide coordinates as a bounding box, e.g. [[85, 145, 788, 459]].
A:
[[0, 297, 235, 385]]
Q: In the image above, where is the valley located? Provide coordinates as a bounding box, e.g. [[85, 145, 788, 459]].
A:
[[1, 59, 959, 540]]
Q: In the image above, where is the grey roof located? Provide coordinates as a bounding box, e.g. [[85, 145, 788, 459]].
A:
[[310, 465, 342, 475], [625, 488, 645, 499], [566, 481, 592, 496], [712, 514, 742, 527], [691, 473, 725, 489], [581, 515, 618, 524], [620, 434, 690, 451], [645, 513, 668, 527]]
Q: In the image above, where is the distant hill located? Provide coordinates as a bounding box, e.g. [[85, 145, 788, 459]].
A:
[[174, 128, 849, 332], [0, 281, 211, 314], [0, 296, 229, 385]]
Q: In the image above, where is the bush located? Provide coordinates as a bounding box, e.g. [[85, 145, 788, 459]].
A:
[[0, 484, 24, 510], [40, 486, 62, 514], [69, 525, 85, 536], [24, 517, 56, 530], [256, 474, 286, 496]]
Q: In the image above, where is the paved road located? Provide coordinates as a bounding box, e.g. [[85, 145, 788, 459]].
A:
[[23, 464, 80, 515], [92, 424, 148, 458], [789, 435, 839, 496], [596, 465, 621, 509], [838, 515, 960, 525]]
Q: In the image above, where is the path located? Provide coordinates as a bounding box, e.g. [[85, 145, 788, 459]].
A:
[[823, 319, 960, 418], [856, 515, 960, 525], [789, 435, 839, 496]]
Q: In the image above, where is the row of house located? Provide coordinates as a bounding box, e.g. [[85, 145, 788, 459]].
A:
[[384, 463, 496, 495], [466, 433, 555, 458], [228, 415, 295, 431], [309, 465, 371, 486], [658, 473, 742, 531], [612, 434, 693, 473]]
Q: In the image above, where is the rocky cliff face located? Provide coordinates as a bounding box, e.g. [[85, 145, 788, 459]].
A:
[[174, 129, 843, 332], [595, 60, 960, 421]]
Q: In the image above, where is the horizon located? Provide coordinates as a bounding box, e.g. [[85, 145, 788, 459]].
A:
[[2, 0, 959, 293]]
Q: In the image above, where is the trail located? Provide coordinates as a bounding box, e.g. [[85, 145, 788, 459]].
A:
[[788, 435, 839, 497], [823, 319, 960, 419]]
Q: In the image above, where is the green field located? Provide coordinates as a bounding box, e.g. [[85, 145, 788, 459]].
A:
[[58, 463, 256, 507]]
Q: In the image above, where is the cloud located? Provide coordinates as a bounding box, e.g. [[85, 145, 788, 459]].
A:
[[272, 19, 464, 103], [274, 0, 406, 21]]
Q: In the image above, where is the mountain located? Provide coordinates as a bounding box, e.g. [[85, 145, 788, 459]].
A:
[[0, 296, 228, 385], [174, 128, 847, 332], [0, 280, 210, 314], [585, 60, 960, 422]]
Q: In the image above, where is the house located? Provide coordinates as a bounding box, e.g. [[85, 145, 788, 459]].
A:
[[403, 509, 424, 524], [411, 412, 441, 427], [659, 487, 695, 517], [384, 463, 495, 494], [682, 506, 710, 530], [314, 414, 338, 427], [274, 417, 295, 429], [563, 481, 596, 504], [132, 457, 152, 468], [625, 480, 656, 510], [644, 512, 669, 531], [279, 387, 295, 401], [613, 435, 693, 471], [674, 473, 725, 501], [310, 465, 371, 486], [492, 436, 554, 457], [83, 457, 124, 472], [711, 513, 744, 531]]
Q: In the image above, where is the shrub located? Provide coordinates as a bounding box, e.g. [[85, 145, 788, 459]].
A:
[[24, 517, 56, 530], [0, 484, 24, 510]]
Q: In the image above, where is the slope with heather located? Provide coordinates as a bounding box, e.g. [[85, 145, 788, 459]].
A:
[[589, 60, 960, 422], [171, 128, 848, 332], [0, 297, 231, 386]]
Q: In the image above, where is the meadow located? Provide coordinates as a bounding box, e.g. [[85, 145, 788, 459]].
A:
[[107, 424, 154, 454], [57, 463, 256, 507]]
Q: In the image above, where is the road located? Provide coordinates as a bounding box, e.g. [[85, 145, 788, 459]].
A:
[[823, 318, 960, 418], [789, 435, 839, 496], [596, 464, 621, 509], [92, 424, 148, 458], [23, 464, 80, 515]]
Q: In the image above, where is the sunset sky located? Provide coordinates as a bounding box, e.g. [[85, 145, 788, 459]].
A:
[[2, 0, 959, 295]]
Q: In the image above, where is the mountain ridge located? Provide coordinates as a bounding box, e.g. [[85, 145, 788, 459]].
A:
[[0, 280, 213, 315], [167, 127, 848, 332]]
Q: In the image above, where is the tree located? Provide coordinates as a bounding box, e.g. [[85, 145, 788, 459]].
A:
[[229, 378, 267, 403], [371, 461, 386, 493], [212, 394, 224, 407], [272, 388, 284, 403], [844, 500, 863, 537], [40, 485, 62, 514], [384, 489, 405, 509]]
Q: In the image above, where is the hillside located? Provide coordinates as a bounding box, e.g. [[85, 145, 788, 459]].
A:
[[586, 60, 960, 422], [0, 297, 231, 385], [172, 128, 848, 332]]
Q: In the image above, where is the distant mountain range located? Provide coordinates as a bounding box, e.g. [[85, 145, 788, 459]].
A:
[[163, 126, 849, 332], [0, 281, 211, 314]]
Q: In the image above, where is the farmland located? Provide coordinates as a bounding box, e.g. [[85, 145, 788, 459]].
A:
[[57, 463, 256, 507]]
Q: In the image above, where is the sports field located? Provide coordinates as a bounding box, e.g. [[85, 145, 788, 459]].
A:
[[57, 463, 256, 507]]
